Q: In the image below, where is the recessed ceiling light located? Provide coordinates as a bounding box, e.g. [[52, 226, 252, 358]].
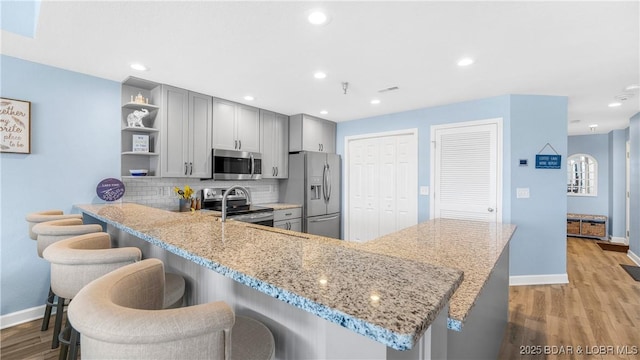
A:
[[625, 84, 640, 92], [244, 95, 254, 101], [314, 72, 327, 79], [589, 124, 598, 128], [130, 63, 148, 71], [370, 99, 381, 105], [608, 102, 622, 107], [320, 110, 328, 115], [308, 11, 328, 25], [457, 58, 474, 67]]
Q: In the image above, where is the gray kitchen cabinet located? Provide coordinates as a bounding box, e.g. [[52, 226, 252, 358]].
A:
[[274, 207, 302, 232], [289, 114, 336, 153], [260, 110, 289, 179], [212, 98, 260, 153], [158, 85, 212, 178]]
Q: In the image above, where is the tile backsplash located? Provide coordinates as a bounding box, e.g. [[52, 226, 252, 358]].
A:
[[122, 177, 280, 210]]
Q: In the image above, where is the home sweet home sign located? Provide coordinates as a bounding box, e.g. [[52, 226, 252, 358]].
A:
[[0, 97, 31, 154]]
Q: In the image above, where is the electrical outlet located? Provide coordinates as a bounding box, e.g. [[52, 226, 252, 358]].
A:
[[420, 186, 429, 196]]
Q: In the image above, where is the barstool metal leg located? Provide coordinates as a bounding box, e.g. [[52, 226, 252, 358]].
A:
[[68, 327, 80, 360], [41, 287, 56, 331], [51, 297, 65, 349]]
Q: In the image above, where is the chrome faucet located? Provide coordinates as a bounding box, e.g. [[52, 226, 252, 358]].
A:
[[221, 185, 251, 222]]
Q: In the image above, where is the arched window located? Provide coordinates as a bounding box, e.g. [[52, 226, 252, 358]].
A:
[[567, 154, 597, 196]]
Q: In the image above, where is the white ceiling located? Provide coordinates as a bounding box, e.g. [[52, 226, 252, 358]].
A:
[[2, 1, 639, 135]]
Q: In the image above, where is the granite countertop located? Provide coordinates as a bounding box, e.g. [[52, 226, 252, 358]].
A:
[[75, 203, 463, 351], [346, 219, 516, 331], [261, 203, 302, 210]]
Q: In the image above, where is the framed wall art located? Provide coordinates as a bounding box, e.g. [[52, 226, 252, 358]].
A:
[[0, 97, 31, 154]]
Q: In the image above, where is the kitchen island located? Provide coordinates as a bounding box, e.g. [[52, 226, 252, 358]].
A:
[[76, 203, 515, 359]]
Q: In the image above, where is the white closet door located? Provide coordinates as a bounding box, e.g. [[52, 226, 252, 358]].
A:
[[347, 131, 418, 242], [433, 122, 499, 222], [395, 134, 418, 231], [379, 136, 397, 237]]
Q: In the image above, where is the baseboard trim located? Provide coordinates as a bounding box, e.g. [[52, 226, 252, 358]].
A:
[[628, 250, 640, 266], [0, 305, 52, 330], [509, 273, 569, 286], [610, 236, 627, 244]]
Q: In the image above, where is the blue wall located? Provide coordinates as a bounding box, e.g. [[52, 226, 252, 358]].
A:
[[630, 112, 640, 257], [0, 55, 120, 316], [509, 95, 568, 276], [567, 134, 610, 216], [336, 94, 568, 277]]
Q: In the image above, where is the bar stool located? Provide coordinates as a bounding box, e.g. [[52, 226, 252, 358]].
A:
[[25, 210, 83, 332], [32, 217, 102, 349], [43, 232, 187, 360], [68, 259, 275, 360]]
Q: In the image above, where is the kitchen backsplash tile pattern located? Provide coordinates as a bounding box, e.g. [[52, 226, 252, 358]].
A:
[[122, 178, 280, 210]]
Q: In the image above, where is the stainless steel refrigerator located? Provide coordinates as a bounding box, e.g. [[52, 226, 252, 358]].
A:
[[279, 152, 341, 239]]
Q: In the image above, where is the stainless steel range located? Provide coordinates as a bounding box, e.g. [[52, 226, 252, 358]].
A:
[[200, 188, 274, 226]]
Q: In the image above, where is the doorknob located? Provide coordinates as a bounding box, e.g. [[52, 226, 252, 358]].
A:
[[488, 208, 495, 212]]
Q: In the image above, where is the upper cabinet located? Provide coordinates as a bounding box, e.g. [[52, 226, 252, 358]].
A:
[[157, 85, 212, 178], [212, 98, 260, 153], [289, 114, 336, 153], [260, 110, 289, 179], [121, 77, 161, 177]]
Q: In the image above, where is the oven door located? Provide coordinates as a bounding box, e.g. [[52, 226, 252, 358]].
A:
[[212, 149, 262, 180], [227, 212, 274, 227]]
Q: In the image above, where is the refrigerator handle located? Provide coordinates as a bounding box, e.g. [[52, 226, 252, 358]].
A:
[[322, 164, 328, 203], [326, 163, 332, 201]]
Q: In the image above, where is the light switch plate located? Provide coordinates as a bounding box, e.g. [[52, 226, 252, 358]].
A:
[[420, 186, 429, 195], [516, 188, 530, 199]]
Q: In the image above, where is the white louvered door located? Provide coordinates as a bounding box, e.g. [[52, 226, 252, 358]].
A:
[[432, 120, 501, 222]]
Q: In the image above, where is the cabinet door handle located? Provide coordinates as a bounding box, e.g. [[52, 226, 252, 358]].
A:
[[285, 212, 292, 216], [238, 140, 241, 150], [235, 140, 238, 149], [272, 167, 276, 176], [287, 222, 291, 230], [184, 162, 188, 175], [319, 144, 322, 151], [189, 162, 193, 175], [275, 167, 278, 176]]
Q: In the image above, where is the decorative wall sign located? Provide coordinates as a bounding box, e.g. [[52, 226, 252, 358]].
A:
[[535, 143, 562, 169], [96, 178, 125, 201], [0, 97, 31, 154]]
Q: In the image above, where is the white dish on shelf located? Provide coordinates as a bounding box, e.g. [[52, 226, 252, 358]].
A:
[[129, 169, 148, 176]]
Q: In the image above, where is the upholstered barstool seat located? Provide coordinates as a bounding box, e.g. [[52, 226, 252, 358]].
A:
[[69, 258, 275, 360], [43, 232, 187, 359], [25, 210, 85, 333], [163, 272, 185, 309], [31, 217, 102, 349], [26, 210, 83, 241], [232, 316, 276, 360]]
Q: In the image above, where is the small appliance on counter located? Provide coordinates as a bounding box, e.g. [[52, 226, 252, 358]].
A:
[[200, 188, 273, 226]]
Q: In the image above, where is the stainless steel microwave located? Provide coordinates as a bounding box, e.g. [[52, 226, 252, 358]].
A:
[[211, 149, 262, 180]]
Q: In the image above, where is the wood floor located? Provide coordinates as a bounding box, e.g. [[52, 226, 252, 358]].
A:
[[499, 237, 640, 359], [2, 237, 639, 359], [1, 313, 66, 360]]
